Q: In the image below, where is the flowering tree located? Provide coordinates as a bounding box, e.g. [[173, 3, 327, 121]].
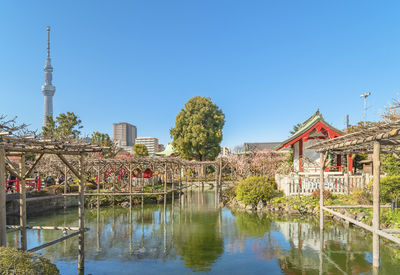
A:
[[225, 150, 291, 181]]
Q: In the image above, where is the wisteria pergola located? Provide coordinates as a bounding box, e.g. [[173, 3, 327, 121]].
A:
[[309, 120, 400, 269], [0, 135, 102, 271]]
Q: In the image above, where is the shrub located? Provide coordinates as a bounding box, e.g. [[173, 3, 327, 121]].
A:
[[236, 176, 276, 205], [380, 175, 400, 203], [0, 247, 59, 275], [311, 189, 331, 200], [352, 188, 372, 204]]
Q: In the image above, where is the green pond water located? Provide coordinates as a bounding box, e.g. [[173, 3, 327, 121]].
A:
[[6, 190, 400, 274]]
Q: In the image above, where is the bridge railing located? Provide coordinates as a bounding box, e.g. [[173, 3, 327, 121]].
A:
[[6, 178, 41, 193]]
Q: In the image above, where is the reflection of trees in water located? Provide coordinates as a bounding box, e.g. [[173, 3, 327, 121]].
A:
[[173, 211, 223, 272], [172, 190, 224, 272], [233, 211, 271, 238]]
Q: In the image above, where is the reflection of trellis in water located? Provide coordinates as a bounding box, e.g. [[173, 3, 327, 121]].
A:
[[0, 134, 103, 273], [287, 174, 372, 196], [309, 120, 400, 269], [274, 221, 348, 250]]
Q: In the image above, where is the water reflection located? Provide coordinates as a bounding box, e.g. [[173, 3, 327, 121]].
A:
[[5, 188, 400, 274]]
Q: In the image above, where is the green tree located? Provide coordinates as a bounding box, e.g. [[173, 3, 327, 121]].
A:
[[133, 144, 149, 157], [42, 112, 83, 138], [170, 96, 225, 161], [290, 123, 302, 135], [92, 132, 116, 158]]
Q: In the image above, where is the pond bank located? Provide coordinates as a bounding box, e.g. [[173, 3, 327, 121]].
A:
[[224, 196, 398, 230], [6, 195, 78, 218]]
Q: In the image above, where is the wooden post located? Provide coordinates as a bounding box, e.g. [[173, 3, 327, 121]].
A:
[[19, 154, 27, 250], [320, 152, 325, 231], [218, 159, 222, 185], [151, 164, 155, 192], [129, 163, 132, 207], [0, 147, 6, 246], [96, 167, 100, 208], [78, 154, 85, 271], [372, 141, 381, 268], [198, 166, 201, 188], [171, 165, 175, 207], [64, 165, 68, 210], [164, 164, 167, 204]]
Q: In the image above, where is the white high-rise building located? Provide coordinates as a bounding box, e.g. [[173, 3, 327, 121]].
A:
[[41, 26, 56, 126], [135, 137, 159, 155]]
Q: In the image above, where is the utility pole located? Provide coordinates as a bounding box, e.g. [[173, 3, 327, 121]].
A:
[[360, 92, 371, 124]]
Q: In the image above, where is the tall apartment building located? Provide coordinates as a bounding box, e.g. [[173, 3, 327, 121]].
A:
[[113, 122, 137, 147], [135, 137, 159, 155]]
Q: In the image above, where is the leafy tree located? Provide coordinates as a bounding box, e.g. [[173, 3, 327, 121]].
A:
[[380, 175, 400, 203], [133, 144, 149, 157], [92, 132, 117, 158], [382, 154, 400, 176], [290, 123, 302, 135], [170, 96, 225, 161], [42, 112, 82, 138], [346, 121, 381, 133]]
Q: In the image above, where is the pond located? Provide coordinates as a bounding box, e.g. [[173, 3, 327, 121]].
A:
[[6, 189, 400, 274]]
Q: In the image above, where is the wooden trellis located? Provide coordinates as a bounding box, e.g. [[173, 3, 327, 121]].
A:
[[309, 120, 400, 270], [0, 135, 103, 272]]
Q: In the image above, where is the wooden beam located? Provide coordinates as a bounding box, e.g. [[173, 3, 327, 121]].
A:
[[56, 154, 81, 179], [0, 147, 6, 246], [24, 153, 44, 178], [4, 147, 96, 155], [7, 225, 81, 231], [5, 164, 22, 180], [5, 157, 19, 174], [325, 205, 391, 209], [381, 229, 400, 234], [28, 229, 88, 252], [322, 206, 373, 232], [376, 229, 400, 245]]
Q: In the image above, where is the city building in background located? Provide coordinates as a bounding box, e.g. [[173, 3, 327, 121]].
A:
[[243, 142, 281, 153], [135, 137, 159, 155], [220, 146, 231, 156], [113, 122, 137, 149]]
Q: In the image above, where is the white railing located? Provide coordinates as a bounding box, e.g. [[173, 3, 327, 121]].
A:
[[275, 174, 372, 196]]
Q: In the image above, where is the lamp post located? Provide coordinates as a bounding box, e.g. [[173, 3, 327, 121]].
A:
[[360, 92, 371, 124]]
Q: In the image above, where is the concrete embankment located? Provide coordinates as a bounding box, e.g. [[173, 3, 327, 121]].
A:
[[6, 194, 78, 217]]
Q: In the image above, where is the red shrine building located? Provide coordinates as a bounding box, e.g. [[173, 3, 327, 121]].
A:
[[277, 110, 352, 174]]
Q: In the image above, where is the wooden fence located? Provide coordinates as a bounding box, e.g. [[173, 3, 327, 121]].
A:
[[275, 174, 373, 196]]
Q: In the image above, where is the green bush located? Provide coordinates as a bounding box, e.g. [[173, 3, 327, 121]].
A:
[[352, 188, 372, 204], [236, 176, 276, 205], [0, 247, 59, 275], [382, 155, 400, 176], [380, 175, 400, 203]]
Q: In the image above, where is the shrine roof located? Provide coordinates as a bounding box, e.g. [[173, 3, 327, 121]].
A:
[[277, 110, 344, 150]]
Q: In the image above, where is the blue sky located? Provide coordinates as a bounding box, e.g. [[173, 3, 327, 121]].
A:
[[1, 1, 400, 148]]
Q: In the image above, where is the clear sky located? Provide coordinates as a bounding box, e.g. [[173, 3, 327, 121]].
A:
[[1, 1, 400, 148]]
